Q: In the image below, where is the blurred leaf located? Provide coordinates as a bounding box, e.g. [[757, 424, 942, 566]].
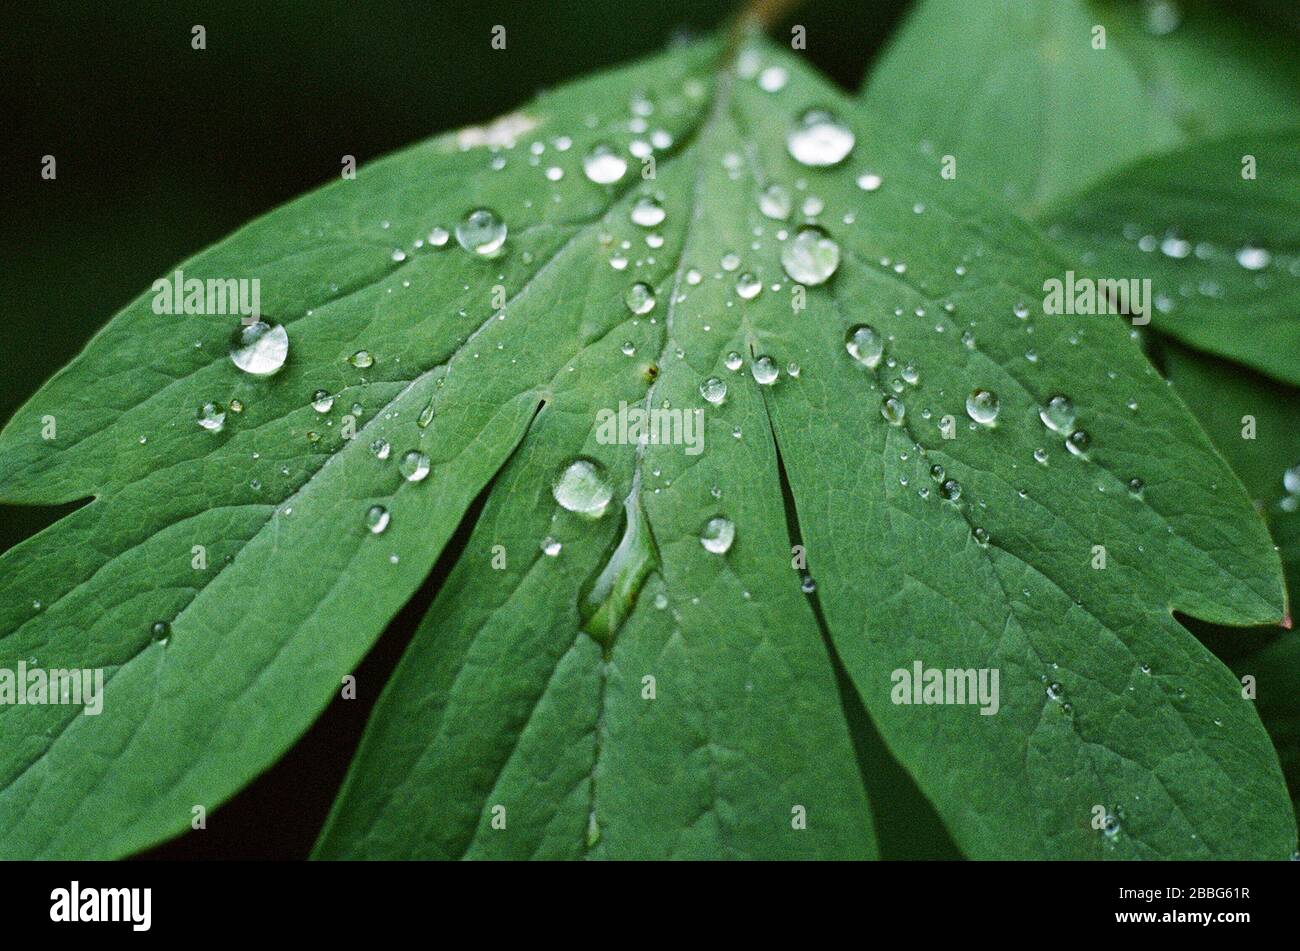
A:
[[861, 0, 1300, 218]]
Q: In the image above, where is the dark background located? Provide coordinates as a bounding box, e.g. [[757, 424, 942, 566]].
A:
[[0, 0, 908, 859]]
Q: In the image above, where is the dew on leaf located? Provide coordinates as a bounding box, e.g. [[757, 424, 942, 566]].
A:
[[196, 401, 226, 433], [1038, 394, 1076, 433], [845, 324, 884, 368], [751, 355, 779, 385], [700, 516, 735, 554], [229, 321, 289, 376], [787, 109, 855, 167], [781, 226, 840, 285], [553, 459, 613, 516], [365, 505, 391, 534], [455, 208, 507, 256], [625, 282, 656, 315], [349, 350, 375, 369], [399, 450, 431, 482], [966, 389, 1000, 426], [700, 376, 727, 404], [582, 144, 627, 184]]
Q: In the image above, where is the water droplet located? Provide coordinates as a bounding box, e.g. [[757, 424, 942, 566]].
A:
[[1038, 394, 1076, 433], [625, 282, 656, 315], [229, 321, 289, 376], [583, 144, 627, 184], [1236, 244, 1271, 270], [758, 65, 788, 92], [553, 458, 613, 516], [1066, 429, 1091, 457], [929, 464, 945, 482], [725, 351, 743, 371], [365, 505, 391, 534], [1033, 448, 1048, 465], [196, 401, 226, 433], [455, 207, 507, 256], [541, 536, 562, 557], [1127, 477, 1145, 497], [312, 389, 335, 413], [845, 324, 883, 368], [1284, 464, 1300, 495], [735, 272, 763, 300], [417, 398, 436, 429], [856, 171, 883, 192], [349, 350, 375, 369], [700, 516, 735, 554], [630, 196, 665, 228], [973, 527, 990, 546], [700, 376, 727, 404], [881, 396, 906, 426], [370, 438, 391, 460], [966, 389, 1000, 426], [151, 620, 171, 644], [229, 399, 244, 413], [759, 184, 792, 220], [751, 355, 779, 385], [781, 226, 840, 285], [787, 109, 855, 167], [399, 450, 431, 482], [940, 479, 962, 501]]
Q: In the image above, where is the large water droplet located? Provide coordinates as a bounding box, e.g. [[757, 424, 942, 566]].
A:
[[1066, 429, 1091, 457], [583, 144, 627, 184], [845, 324, 883, 368], [455, 208, 507, 256], [229, 321, 289, 376], [966, 389, 1000, 425], [399, 450, 431, 482], [787, 109, 855, 167], [553, 458, 613, 516], [625, 282, 656, 315], [312, 390, 335, 413], [700, 516, 735, 554], [1039, 394, 1076, 433], [781, 226, 840, 285]]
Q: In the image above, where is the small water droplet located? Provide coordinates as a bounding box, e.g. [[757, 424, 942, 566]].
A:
[[455, 207, 507, 256], [758, 65, 788, 92], [625, 282, 656, 315], [1236, 244, 1271, 270], [735, 272, 763, 300], [630, 195, 665, 228], [940, 479, 962, 501], [787, 109, 855, 167], [312, 390, 335, 413], [349, 350, 375, 369], [700, 376, 727, 404], [399, 450, 431, 482], [1038, 394, 1076, 433], [370, 439, 391, 460], [1066, 430, 1091, 457], [966, 389, 1000, 426], [751, 355, 779, 385], [365, 505, 391, 534], [700, 516, 735, 554], [151, 620, 171, 644], [759, 184, 792, 220], [725, 351, 743, 371], [881, 396, 906, 426], [583, 144, 627, 184], [196, 401, 226, 433], [541, 536, 562, 557], [845, 324, 883, 368]]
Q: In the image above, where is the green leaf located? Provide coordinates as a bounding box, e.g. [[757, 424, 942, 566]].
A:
[[2, 31, 1291, 860], [862, 0, 1300, 218], [1044, 129, 1300, 386]]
